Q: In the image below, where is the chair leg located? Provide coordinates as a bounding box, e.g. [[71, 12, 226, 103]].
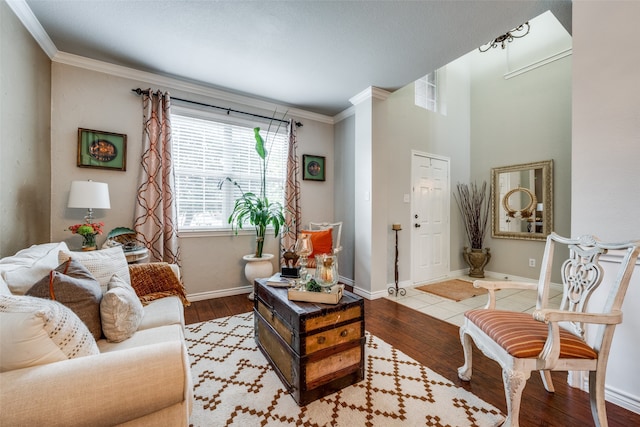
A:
[[457, 327, 473, 381], [502, 368, 530, 427], [539, 370, 555, 393], [589, 370, 608, 427]]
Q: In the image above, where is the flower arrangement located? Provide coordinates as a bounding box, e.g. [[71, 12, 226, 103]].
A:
[[454, 182, 491, 250], [68, 222, 104, 250]]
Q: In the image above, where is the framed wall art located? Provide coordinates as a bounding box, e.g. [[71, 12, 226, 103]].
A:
[[302, 155, 325, 181], [77, 128, 127, 171]]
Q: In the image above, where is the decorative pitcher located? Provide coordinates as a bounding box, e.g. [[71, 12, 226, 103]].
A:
[[314, 254, 338, 290]]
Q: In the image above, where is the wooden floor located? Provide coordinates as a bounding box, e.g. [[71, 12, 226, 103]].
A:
[[185, 294, 640, 427]]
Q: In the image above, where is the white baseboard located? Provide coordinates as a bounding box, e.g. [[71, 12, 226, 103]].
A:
[[605, 384, 640, 414], [352, 285, 389, 300], [187, 285, 251, 302], [570, 371, 640, 414], [338, 275, 354, 287]]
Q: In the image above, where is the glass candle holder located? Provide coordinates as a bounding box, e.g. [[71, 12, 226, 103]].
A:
[[294, 234, 313, 284], [314, 254, 338, 291]]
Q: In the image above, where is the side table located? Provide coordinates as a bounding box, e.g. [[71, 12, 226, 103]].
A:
[[124, 247, 149, 264]]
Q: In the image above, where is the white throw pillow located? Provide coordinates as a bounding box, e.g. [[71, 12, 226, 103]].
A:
[[100, 275, 144, 343], [0, 295, 99, 372], [58, 246, 130, 293], [0, 242, 70, 294]]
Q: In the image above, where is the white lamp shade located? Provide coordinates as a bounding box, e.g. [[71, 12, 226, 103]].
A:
[[68, 181, 111, 209]]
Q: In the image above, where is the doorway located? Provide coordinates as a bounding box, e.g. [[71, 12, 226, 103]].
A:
[[411, 151, 450, 284]]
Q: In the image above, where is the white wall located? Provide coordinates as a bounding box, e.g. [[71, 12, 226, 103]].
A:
[[49, 62, 334, 299], [470, 31, 572, 280], [366, 57, 472, 288], [572, 0, 640, 412], [333, 114, 356, 281]]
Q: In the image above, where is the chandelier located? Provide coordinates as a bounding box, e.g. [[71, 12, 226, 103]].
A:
[[479, 22, 530, 52]]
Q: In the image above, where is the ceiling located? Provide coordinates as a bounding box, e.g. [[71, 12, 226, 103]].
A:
[[23, 0, 571, 117]]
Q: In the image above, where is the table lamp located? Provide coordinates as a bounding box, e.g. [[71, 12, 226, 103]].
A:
[[68, 180, 111, 223]]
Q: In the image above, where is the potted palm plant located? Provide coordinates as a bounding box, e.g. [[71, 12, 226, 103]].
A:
[[454, 181, 492, 278], [220, 125, 286, 299]]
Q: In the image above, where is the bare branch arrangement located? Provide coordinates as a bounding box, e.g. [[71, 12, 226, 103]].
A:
[[454, 182, 492, 250]]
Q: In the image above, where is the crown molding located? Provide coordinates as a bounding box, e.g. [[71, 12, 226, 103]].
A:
[[333, 106, 355, 123], [349, 86, 391, 106], [52, 51, 334, 125], [7, 0, 57, 58], [504, 48, 572, 80]]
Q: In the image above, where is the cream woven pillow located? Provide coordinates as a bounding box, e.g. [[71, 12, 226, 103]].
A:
[[0, 295, 99, 372], [100, 275, 144, 343], [58, 246, 130, 293]]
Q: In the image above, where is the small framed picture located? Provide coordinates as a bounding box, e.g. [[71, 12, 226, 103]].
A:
[[302, 155, 325, 181], [77, 128, 127, 171]]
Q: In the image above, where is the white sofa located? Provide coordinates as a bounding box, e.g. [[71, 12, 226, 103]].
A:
[[0, 242, 193, 426]]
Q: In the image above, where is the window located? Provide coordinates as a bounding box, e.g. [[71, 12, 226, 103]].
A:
[[415, 68, 446, 115], [172, 110, 288, 231]]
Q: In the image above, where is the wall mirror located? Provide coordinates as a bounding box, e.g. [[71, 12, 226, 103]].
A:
[[491, 160, 553, 241]]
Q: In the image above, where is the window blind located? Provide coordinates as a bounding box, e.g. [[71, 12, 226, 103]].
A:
[[172, 113, 288, 230]]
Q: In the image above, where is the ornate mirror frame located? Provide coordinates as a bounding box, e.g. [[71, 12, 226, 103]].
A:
[[491, 160, 553, 241]]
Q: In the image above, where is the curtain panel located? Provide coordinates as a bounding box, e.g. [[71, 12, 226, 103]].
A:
[[281, 119, 301, 262], [134, 90, 181, 266]]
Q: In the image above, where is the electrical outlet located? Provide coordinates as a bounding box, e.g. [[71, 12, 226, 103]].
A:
[[529, 258, 536, 268]]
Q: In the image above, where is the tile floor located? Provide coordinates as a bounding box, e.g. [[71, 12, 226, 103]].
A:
[[385, 275, 564, 327]]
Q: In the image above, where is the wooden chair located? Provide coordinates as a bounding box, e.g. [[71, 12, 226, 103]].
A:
[[457, 232, 639, 427]]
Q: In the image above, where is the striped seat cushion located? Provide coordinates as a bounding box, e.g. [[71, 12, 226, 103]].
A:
[[465, 309, 597, 359]]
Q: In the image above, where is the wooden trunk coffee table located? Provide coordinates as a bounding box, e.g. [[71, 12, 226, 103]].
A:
[[253, 279, 365, 406]]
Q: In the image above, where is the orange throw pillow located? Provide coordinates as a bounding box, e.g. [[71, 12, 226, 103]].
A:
[[300, 228, 333, 259]]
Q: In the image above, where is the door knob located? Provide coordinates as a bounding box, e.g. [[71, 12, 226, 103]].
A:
[[414, 223, 421, 228]]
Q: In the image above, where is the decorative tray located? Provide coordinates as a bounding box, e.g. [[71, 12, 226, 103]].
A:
[[287, 284, 344, 305]]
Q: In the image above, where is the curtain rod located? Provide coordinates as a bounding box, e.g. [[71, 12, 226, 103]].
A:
[[131, 88, 302, 127]]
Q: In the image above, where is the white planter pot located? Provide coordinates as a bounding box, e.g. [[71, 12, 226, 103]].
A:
[[243, 253, 274, 300]]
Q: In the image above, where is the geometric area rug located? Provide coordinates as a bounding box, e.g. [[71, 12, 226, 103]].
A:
[[185, 312, 505, 427]]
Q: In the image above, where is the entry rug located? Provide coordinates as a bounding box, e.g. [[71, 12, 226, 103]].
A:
[[185, 312, 504, 427], [416, 278, 488, 302]]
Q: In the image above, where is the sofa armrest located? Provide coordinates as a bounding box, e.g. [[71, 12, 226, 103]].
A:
[[128, 262, 180, 281], [169, 263, 181, 281], [0, 340, 192, 427], [128, 262, 189, 306]]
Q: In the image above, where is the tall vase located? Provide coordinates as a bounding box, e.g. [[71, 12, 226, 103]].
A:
[[243, 253, 274, 301], [463, 247, 491, 278]]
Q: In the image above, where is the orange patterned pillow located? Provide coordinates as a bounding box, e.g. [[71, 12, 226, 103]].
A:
[[128, 263, 190, 307]]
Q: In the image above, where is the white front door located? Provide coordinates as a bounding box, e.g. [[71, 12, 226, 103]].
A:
[[411, 152, 450, 284]]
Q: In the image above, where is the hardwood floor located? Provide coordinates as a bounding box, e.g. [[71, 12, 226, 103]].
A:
[[185, 294, 640, 427]]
